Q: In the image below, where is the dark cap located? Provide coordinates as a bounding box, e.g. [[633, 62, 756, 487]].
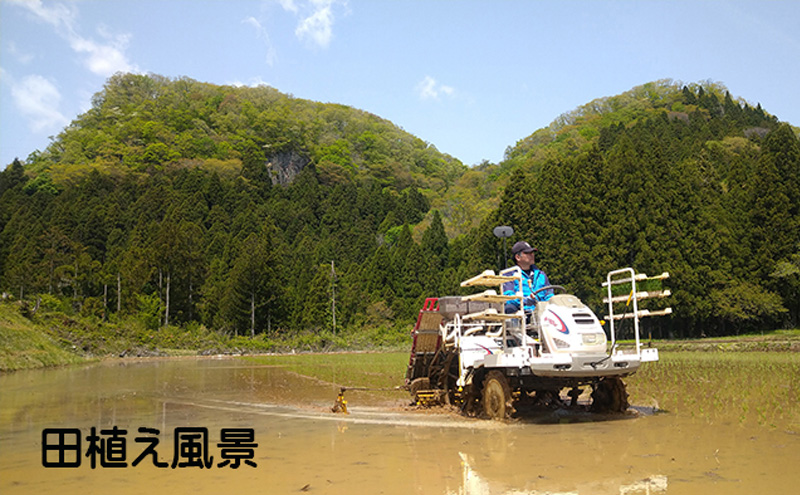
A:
[[511, 241, 537, 255]]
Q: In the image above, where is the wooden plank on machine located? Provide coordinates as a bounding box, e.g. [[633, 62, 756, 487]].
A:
[[460, 270, 517, 287], [461, 290, 518, 303], [603, 290, 671, 303], [462, 308, 518, 321], [602, 272, 670, 287], [604, 308, 673, 320]]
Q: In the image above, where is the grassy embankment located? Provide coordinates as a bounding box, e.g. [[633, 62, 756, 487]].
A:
[[0, 305, 85, 370], [0, 300, 410, 372]]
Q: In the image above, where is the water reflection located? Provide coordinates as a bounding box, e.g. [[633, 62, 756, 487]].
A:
[[1, 357, 799, 494], [454, 452, 667, 495]]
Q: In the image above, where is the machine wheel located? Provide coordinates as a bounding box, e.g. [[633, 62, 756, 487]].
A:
[[460, 382, 480, 416], [590, 377, 629, 413], [482, 370, 513, 420], [435, 351, 459, 405]]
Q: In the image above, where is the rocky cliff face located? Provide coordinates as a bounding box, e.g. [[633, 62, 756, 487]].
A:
[[267, 150, 311, 186]]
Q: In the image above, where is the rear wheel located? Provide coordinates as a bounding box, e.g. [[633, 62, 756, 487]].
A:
[[590, 377, 629, 413], [434, 351, 459, 405], [482, 370, 513, 420]]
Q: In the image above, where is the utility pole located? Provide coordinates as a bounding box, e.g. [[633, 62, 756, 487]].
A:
[[331, 260, 337, 336]]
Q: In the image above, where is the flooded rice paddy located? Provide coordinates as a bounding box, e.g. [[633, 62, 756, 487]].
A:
[[1, 351, 798, 494]]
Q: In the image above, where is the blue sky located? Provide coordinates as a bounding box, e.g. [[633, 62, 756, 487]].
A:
[[2, 0, 799, 169]]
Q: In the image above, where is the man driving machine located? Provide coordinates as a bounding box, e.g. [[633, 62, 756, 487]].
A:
[[503, 241, 553, 314]]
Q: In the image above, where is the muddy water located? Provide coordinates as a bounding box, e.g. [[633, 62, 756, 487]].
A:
[[1, 357, 798, 495]]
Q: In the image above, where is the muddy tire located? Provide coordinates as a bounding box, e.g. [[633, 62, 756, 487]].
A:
[[590, 377, 629, 413], [460, 382, 480, 416], [433, 351, 459, 405], [482, 370, 513, 420]]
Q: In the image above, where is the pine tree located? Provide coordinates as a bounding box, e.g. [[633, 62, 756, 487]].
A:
[[421, 210, 449, 273]]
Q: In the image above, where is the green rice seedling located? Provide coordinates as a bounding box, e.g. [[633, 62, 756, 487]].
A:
[[244, 352, 409, 391], [626, 351, 800, 430]]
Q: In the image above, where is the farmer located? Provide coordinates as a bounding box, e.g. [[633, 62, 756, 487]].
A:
[[503, 241, 553, 313]]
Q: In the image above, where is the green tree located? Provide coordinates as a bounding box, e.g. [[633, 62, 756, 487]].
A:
[[771, 245, 800, 327], [0, 158, 26, 197], [221, 223, 282, 336], [748, 125, 800, 281], [421, 210, 449, 294], [709, 280, 787, 334]]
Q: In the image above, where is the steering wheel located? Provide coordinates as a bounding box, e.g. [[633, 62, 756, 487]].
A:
[[531, 285, 565, 297]]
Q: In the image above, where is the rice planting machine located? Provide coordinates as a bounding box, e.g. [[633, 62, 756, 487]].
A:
[[404, 267, 671, 419]]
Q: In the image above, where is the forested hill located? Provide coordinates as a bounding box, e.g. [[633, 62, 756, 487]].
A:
[[0, 73, 467, 339], [0, 76, 798, 340], [478, 80, 800, 336], [18, 73, 465, 191]]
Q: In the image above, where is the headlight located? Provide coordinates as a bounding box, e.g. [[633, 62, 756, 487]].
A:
[[581, 333, 605, 345]]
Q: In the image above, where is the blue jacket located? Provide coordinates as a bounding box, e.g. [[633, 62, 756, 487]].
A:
[[503, 266, 552, 313]]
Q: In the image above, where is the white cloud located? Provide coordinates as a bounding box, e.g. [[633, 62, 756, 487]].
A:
[[245, 0, 345, 61], [243, 16, 262, 30], [277, 0, 299, 14], [276, 0, 346, 49], [243, 16, 277, 66], [295, 3, 334, 48], [416, 76, 455, 101], [227, 76, 272, 88], [417, 76, 437, 100], [7, 0, 76, 30], [9, 0, 136, 77], [70, 32, 133, 77], [11, 74, 69, 132]]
